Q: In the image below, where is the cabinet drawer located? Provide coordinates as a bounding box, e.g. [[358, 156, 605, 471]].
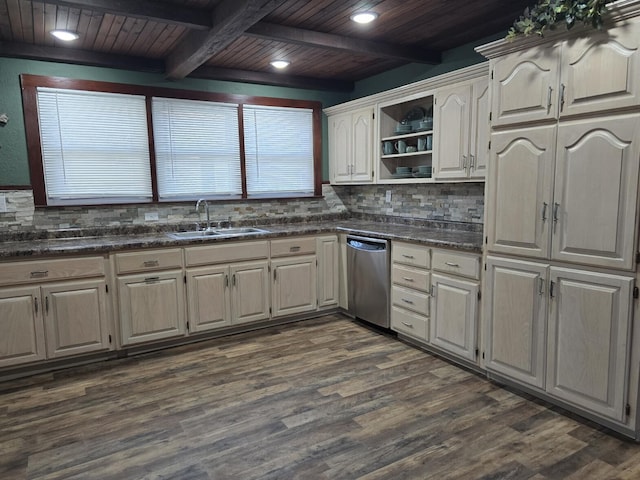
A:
[[392, 242, 430, 268], [391, 264, 430, 292], [391, 306, 428, 341], [185, 241, 269, 267], [0, 256, 105, 286], [270, 237, 316, 257], [432, 249, 480, 279], [391, 285, 429, 315], [115, 249, 183, 274]]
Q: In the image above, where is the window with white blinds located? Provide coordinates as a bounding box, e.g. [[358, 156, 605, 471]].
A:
[[36, 87, 152, 205], [152, 97, 242, 200], [243, 105, 314, 196]]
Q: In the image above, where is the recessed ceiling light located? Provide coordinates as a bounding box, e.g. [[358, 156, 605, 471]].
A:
[[270, 60, 290, 69], [350, 11, 378, 24], [50, 30, 80, 41]]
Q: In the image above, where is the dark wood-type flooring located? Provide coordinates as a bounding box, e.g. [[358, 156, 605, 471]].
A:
[[2, 314, 640, 479]]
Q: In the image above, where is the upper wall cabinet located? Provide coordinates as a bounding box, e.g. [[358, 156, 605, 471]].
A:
[[491, 44, 561, 126], [433, 78, 489, 180], [329, 107, 374, 184], [488, 19, 640, 128]]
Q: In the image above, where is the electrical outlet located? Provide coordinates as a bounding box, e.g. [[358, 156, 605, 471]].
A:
[[0, 194, 6, 213], [385, 190, 392, 203], [144, 212, 159, 221]]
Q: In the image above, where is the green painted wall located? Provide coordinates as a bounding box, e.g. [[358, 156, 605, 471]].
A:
[[350, 32, 504, 99], [0, 57, 350, 185]]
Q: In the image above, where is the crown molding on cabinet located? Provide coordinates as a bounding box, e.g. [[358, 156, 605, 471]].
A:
[[323, 62, 488, 116]]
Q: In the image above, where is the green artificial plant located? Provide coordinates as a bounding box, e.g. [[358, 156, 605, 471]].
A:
[[506, 0, 608, 40]]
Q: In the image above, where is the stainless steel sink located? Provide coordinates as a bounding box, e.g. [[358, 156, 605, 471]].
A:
[[212, 227, 270, 236], [166, 227, 269, 240]]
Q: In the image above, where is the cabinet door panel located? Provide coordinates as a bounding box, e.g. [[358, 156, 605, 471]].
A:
[[484, 257, 548, 389], [43, 280, 109, 358], [272, 255, 317, 317], [561, 24, 640, 117], [0, 286, 46, 367], [317, 236, 339, 308], [434, 84, 470, 179], [329, 112, 352, 183], [351, 107, 374, 182], [118, 272, 185, 345], [487, 125, 556, 258], [187, 266, 231, 333], [491, 45, 560, 126], [552, 115, 640, 270], [547, 268, 632, 421], [430, 273, 477, 361], [231, 261, 270, 324], [470, 78, 489, 178]]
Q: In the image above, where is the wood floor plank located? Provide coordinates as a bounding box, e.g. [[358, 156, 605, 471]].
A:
[[1, 314, 639, 479]]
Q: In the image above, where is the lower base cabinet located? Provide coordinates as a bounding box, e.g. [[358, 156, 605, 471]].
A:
[[231, 261, 270, 324], [0, 256, 112, 368], [118, 271, 186, 345], [271, 255, 317, 317], [430, 273, 478, 362], [485, 255, 634, 422]]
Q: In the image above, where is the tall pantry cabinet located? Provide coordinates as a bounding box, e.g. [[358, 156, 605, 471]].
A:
[[477, 0, 640, 437]]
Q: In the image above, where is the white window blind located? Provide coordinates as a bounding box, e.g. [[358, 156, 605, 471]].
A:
[[36, 87, 152, 205], [152, 97, 242, 200], [243, 105, 314, 196]]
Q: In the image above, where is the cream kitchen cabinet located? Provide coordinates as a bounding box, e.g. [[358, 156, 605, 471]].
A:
[[115, 249, 186, 346], [0, 256, 111, 368], [271, 237, 317, 318], [316, 235, 339, 309], [433, 78, 489, 180], [429, 249, 480, 362], [546, 267, 633, 422], [484, 256, 548, 389], [390, 242, 431, 342], [328, 106, 374, 184], [484, 256, 633, 422], [185, 241, 270, 329], [487, 114, 640, 270], [486, 21, 640, 127]]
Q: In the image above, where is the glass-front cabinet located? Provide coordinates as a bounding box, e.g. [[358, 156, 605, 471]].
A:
[[378, 93, 435, 183]]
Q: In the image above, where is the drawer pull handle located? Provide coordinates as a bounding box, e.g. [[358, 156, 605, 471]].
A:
[[30, 270, 49, 278], [289, 246, 301, 252], [402, 254, 414, 259], [144, 260, 159, 267], [145, 276, 160, 283], [402, 277, 414, 282], [445, 262, 460, 267], [401, 298, 414, 305], [401, 321, 414, 328]]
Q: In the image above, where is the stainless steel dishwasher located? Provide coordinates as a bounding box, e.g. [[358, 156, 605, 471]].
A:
[[346, 235, 390, 328]]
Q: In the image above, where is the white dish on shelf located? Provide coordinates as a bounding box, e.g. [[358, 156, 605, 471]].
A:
[[412, 172, 432, 178]]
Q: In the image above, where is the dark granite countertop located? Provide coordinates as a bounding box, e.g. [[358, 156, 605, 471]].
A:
[[0, 218, 483, 259]]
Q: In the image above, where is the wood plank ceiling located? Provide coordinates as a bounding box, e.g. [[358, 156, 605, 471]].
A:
[[0, 0, 534, 91]]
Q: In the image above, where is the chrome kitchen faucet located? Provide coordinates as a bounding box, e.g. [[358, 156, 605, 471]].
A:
[[195, 198, 211, 231]]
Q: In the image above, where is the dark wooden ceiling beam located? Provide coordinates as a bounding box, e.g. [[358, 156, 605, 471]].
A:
[[0, 41, 164, 72], [165, 0, 288, 80], [246, 22, 442, 64], [191, 66, 353, 92], [35, 0, 211, 30]]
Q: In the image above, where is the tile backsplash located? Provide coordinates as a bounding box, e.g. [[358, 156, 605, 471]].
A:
[[0, 182, 484, 231], [332, 183, 485, 224]]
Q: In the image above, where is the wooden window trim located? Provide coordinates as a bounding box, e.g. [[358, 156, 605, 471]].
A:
[[20, 74, 323, 207]]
